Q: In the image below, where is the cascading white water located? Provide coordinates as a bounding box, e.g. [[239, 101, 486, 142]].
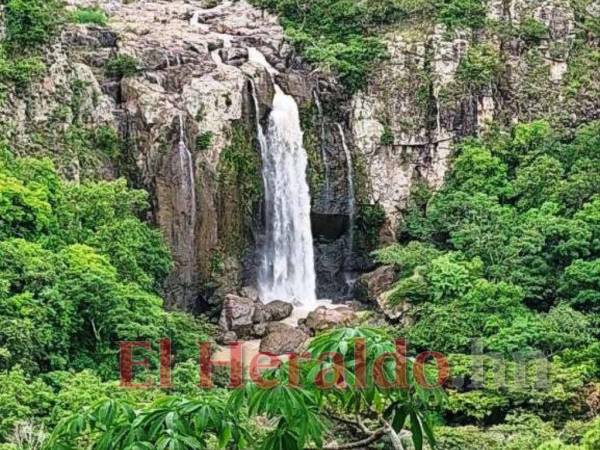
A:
[[176, 115, 196, 228], [190, 11, 201, 27], [336, 123, 355, 250], [248, 49, 317, 307]]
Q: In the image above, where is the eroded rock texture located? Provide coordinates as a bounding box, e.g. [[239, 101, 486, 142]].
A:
[[1, 0, 597, 310]]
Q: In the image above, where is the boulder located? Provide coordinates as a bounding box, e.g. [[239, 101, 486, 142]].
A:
[[252, 322, 268, 338], [354, 265, 397, 303], [262, 300, 294, 322], [265, 322, 294, 334], [218, 294, 258, 338], [377, 293, 414, 325], [259, 326, 309, 355], [304, 306, 357, 333], [216, 331, 238, 345], [240, 286, 259, 302]]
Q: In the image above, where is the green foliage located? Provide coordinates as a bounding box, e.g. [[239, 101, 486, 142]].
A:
[[47, 327, 443, 450], [437, 0, 487, 30], [69, 7, 108, 26], [195, 131, 214, 152], [105, 55, 140, 78], [250, 0, 390, 91], [0, 368, 54, 441], [4, 0, 64, 49], [354, 203, 386, 252], [559, 258, 600, 313], [518, 18, 549, 44], [0, 47, 46, 89], [380, 125, 395, 145], [0, 153, 211, 378], [457, 44, 503, 91], [377, 119, 600, 443]]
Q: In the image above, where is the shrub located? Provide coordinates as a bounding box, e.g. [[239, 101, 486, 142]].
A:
[[457, 44, 503, 91], [195, 131, 214, 151], [355, 203, 386, 251], [70, 7, 108, 26], [0, 50, 46, 89], [380, 125, 394, 145], [4, 0, 64, 49], [519, 18, 549, 44], [105, 55, 140, 78], [438, 0, 487, 30]]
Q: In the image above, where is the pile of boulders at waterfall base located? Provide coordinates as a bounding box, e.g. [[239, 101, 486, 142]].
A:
[[216, 293, 357, 355]]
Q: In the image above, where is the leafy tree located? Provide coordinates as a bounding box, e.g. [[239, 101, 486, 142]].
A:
[[46, 328, 443, 450], [0, 369, 54, 441]]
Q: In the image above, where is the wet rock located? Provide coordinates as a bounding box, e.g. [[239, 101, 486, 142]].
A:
[[259, 326, 309, 354], [354, 265, 397, 303], [265, 322, 294, 334], [262, 300, 294, 322], [216, 331, 238, 345], [252, 322, 268, 338], [218, 294, 258, 338], [304, 306, 357, 333], [240, 286, 259, 302]]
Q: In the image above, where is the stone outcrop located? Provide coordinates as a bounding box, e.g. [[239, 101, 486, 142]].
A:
[[304, 306, 357, 333], [1, 0, 597, 310], [218, 294, 294, 340], [218, 294, 258, 339], [259, 323, 309, 354], [354, 266, 416, 323], [354, 265, 397, 303], [257, 300, 294, 323], [349, 0, 597, 237]]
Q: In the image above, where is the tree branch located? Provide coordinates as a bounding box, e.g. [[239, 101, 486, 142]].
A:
[[317, 427, 387, 450]]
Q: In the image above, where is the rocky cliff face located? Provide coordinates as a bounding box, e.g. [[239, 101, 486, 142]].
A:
[[1, 0, 597, 309], [351, 0, 598, 236]]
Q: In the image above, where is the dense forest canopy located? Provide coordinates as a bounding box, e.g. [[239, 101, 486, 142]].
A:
[[0, 0, 599, 449]]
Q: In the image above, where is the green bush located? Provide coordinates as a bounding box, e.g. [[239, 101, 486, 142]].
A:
[[354, 203, 386, 251], [380, 125, 394, 145], [105, 54, 140, 78], [70, 7, 108, 26], [4, 0, 64, 49], [250, 0, 389, 91], [457, 44, 503, 91], [195, 131, 214, 151], [0, 47, 46, 89], [518, 18, 549, 44], [438, 0, 487, 30], [0, 368, 54, 441]]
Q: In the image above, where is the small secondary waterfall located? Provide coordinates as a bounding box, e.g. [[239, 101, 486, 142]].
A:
[[190, 11, 201, 27], [176, 115, 196, 228], [336, 123, 355, 250], [248, 49, 317, 307]]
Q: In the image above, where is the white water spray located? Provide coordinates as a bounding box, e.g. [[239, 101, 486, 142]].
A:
[[190, 11, 201, 27], [248, 49, 317, 307]]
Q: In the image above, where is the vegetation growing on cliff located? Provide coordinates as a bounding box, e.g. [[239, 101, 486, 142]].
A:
[[375, 120, 600, 448], [0, 0, 65, 91], [0, 0, 598, 448]]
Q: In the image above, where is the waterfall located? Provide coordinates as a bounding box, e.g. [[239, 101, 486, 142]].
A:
[[176, 115, 196, 228], [190, 11, 200, 27], [336, 123, 355, 250], [248, 49, 317, 307], [313, 90, 331, 203]]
